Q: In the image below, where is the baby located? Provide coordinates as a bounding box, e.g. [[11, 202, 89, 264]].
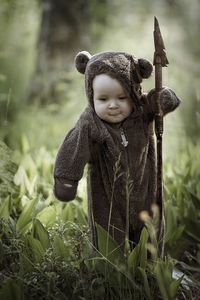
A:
[[54, 51, 180, 248]]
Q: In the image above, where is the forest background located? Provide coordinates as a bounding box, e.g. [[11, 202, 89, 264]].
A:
[[0, 0, 200, 299]]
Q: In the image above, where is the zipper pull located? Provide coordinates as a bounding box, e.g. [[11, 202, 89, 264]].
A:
[[120, 128, 128, 147]]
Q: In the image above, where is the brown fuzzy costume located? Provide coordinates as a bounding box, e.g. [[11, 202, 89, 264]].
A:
[[54, 51, 181, 247]]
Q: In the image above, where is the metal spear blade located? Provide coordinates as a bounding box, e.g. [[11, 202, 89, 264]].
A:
[[153, 16, 169, 67]]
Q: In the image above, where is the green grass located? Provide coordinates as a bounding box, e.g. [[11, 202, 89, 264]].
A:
[[0, 136, 199, 299]]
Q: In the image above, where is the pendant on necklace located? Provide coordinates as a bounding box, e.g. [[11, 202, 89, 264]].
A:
[[120, 129, 128, 147]]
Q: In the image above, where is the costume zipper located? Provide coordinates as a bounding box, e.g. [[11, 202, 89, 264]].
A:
[[120, 127, 128, 147]]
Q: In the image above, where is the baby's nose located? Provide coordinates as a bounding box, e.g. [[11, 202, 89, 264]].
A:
[[108, 99, 119, 109]]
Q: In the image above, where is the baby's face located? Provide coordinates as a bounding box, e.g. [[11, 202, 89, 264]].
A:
[[93, 74, 134, 123]]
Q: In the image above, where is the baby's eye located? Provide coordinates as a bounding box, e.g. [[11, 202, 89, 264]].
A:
[[118, 96, 127, 100], [99, 97, 107, 101]]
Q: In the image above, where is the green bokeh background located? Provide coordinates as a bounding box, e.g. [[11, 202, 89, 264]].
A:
[[0, 0, 200, 168]]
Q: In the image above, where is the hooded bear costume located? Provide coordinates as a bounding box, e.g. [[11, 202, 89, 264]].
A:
[[54, 51, 180, 247]]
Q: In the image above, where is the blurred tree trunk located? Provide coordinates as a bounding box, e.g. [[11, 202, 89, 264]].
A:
[[37, 0, 92, 71], [30, 0, 108, 101], [31, 0, 91, 100]]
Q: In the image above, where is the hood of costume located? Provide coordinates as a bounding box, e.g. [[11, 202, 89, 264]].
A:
[[74, 50, 153, 108]]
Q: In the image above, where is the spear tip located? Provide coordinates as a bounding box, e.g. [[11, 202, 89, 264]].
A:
[[154, 16, 159, 28], [153, 17, 169, 67]]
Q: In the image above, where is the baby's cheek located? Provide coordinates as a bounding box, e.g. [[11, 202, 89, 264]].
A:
[[98, 105, 106, 115], [124, 106, 133, 117], [95, 109, 105, 119]]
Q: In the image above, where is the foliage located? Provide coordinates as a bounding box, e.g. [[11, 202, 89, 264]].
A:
[[0, 138, 199, 299], [0, 140, 17, 199], [0, 0, 40, 127], [164, 142, 200, 259]]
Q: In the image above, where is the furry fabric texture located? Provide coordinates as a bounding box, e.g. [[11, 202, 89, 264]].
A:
[[54, 50, 181, 247], [54, 78, 180, 246], [75, 51, 153, 108]]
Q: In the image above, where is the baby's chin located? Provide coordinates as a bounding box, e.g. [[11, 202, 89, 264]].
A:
[[99, 114, 127, 124]]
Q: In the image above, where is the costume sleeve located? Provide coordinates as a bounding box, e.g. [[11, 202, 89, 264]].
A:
[[54, 110, 92, 202], [146, 87, 181, 117], [54, 178, 78, 202]]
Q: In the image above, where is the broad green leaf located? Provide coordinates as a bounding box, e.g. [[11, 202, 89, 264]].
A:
[[19, 253, 34, 274], [138, 227, 148, 269], [52, 236, 70, 261], [16, 154, 38, 196], [0, 279, 23, 300], [138, 267, 152, 300], [16, 196, 38, 234], [26, 175, 38, 196], [21, 154, 37, 178], [61, 203, 73, 221], [25, 235, 44, 263], [154, 262, 170, 300], [128, 227, 148, 275], [128, 242, 140, 275], [75, 205, 87, 226], [32, 218, 50, 251], [171, 225, 185, 241], [14, 165, 29, 196], [187, 188, 200, 210], [20, 134, 30, 154], [96, 223, 124, 264], [14, 159, 37, 196], [0, 240, 4, 263], [36, 205, 56, 227], [169, 276, 184, 299], [61, 201, 87, 225], [85, 256, 135, 291], [154, 259, 176, 300], [0, 196, 10, 219], [165, 203, 178, 241]]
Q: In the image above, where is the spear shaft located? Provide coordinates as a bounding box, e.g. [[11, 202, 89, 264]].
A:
[[153, 17, 169, 257]]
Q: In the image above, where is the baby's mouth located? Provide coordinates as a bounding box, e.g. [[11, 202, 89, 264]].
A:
[[108, 111, 121, 116]]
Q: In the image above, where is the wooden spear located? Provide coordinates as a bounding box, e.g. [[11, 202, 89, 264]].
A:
[[153, 17, 169, 257]]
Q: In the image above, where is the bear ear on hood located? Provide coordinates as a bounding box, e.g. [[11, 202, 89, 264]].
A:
[[75, 51, 92, 74], [138, 58, 153, 79]]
